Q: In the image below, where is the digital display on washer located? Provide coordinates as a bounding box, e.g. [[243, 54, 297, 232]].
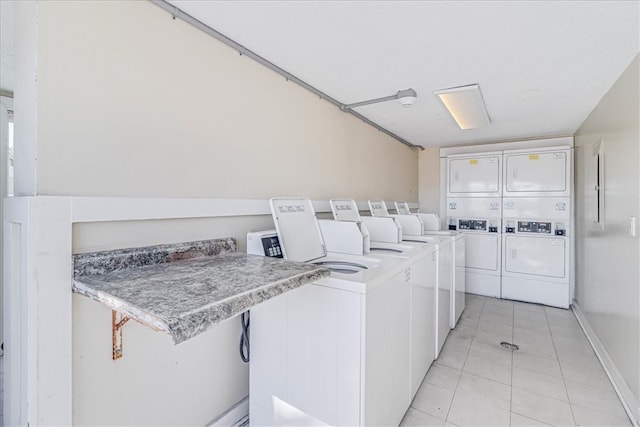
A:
[[458, 219, 487, 231], [517, 221, 552, 234]]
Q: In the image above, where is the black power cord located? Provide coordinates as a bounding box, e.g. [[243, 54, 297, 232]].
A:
[[239, 311, 250, 363]]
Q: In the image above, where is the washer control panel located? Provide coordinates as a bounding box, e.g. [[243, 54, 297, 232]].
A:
[[503, 221, 567, 236], [459, 219, 487, 231], [517, 221, 552, 234], [449, 218, 500, 232]]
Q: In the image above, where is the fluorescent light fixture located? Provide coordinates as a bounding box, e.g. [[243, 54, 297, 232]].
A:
[[434, 84, 490, 130]]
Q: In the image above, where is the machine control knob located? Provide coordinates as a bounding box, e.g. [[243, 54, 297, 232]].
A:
[[448, 225, 457, 231], [489, 227, 498, 233], [506, 227, 515, 233], [555, 229, 565, 236]]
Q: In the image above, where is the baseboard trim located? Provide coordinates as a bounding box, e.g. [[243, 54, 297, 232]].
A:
[[207, 396, 249, 427], [572, 302, 639, 427]]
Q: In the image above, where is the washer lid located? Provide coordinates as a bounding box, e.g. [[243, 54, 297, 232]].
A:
[[369, 200, 390, 217], [270, 197, 326, 262], [330, 198, 361, 222]]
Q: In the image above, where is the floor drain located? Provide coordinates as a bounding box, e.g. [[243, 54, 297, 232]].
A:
[[500, 341, 520, 351]]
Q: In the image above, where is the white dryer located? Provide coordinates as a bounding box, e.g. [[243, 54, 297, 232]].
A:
[[503, 147, 572, 197], [249, 198, 413, 427], [447, 197, 502, 298], [502, 197, 571, 308], [447, 151, 503, 198]]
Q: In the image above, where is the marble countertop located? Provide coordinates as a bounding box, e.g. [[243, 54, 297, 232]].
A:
[[73, 239, 330, 344]]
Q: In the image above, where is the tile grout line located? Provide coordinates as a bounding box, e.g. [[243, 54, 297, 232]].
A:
[[546, 306, 578, 427], [443, 296, 486, 425]]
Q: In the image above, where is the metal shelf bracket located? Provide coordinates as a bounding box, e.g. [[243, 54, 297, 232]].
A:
[[112, 310, 131, 360]]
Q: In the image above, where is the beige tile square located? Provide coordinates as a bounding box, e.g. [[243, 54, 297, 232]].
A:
[[513, 351, 562, 378], [424, 363, 462, 392], [435, 346, 468, 371], [400, 407, 446, 427], [515, 339, 558, 360], [444, 334, 473, 354], [484, 298, 514, 313], [478, 319, 514, 337], [411, 382, 454, 420], [559, 359, 610, 389], [449, 324, 477, 340], [513, 327, 554, 346], [512, 367, 568, 401], [555, 345, 601, 370], [512, 388, 575, 427], [447, 393, 511, 427], [513, 301, 546, 313], [510, 412, 553, 426], [456, 372, 511, 410], [474, 328, 513, 346], [514, 316, 549, 333], [469, 339, 513, 365], [552, 336, 592, 354], [463, 353, 512, 385], [565, 378, 628, 419], [571, 403, 632, 426], [549, 324, 588, 341]]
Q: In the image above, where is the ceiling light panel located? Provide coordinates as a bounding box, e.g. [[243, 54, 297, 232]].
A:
[[434, 84, 490, 130]]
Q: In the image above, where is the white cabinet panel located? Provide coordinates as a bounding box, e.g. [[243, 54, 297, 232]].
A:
[[410, 254, 436, 398], [447, 154, 502, 196], [435, 242, 451, 358], [503, 236, 567, 278], [365, 269, 411, 425]]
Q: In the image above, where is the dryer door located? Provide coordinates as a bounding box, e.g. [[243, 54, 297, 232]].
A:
[[465, 233, 500, 273], [504, 150, 570, 196], [448, 154, 502, 196], [503, 235, 567, 278]]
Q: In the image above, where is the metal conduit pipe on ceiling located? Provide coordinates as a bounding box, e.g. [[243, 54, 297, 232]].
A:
[[150, 0, 423, 150]]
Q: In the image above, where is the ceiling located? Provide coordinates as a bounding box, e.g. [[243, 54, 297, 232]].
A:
[[1, 1, 638, 148], [168, 0, 639, 148]]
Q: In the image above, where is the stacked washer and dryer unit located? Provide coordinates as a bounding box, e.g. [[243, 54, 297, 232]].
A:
[[501, 147, 573, 308], [447, 152, 504, 299], [445, 143, 573, 309]]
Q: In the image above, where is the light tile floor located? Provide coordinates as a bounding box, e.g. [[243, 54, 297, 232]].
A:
[[401, 295, 633, 427]]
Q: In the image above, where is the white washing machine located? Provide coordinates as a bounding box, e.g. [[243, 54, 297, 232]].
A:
[[329, 198, 437, 397], [502, 197, 571, 308], [416, 230, 465, 329], [368, 200, 451, 359], [447, 151, 503, 198], [392, 202, 466, 330], [447, 197, 502, 299], [248, 198, 412, 427]]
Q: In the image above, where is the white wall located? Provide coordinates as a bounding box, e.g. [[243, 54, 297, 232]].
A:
[[35, 1, 418, 200], [18, 1, 419, 425], [418, 147, 440, 213], [574, 54, 639, 416]]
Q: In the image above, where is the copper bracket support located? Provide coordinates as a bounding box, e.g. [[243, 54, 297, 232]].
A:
[[112, 310, 131, 360]]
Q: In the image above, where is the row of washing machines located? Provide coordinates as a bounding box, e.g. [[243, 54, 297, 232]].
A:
[[246, 197, 465, 427], [445, 145, 573, 309]]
